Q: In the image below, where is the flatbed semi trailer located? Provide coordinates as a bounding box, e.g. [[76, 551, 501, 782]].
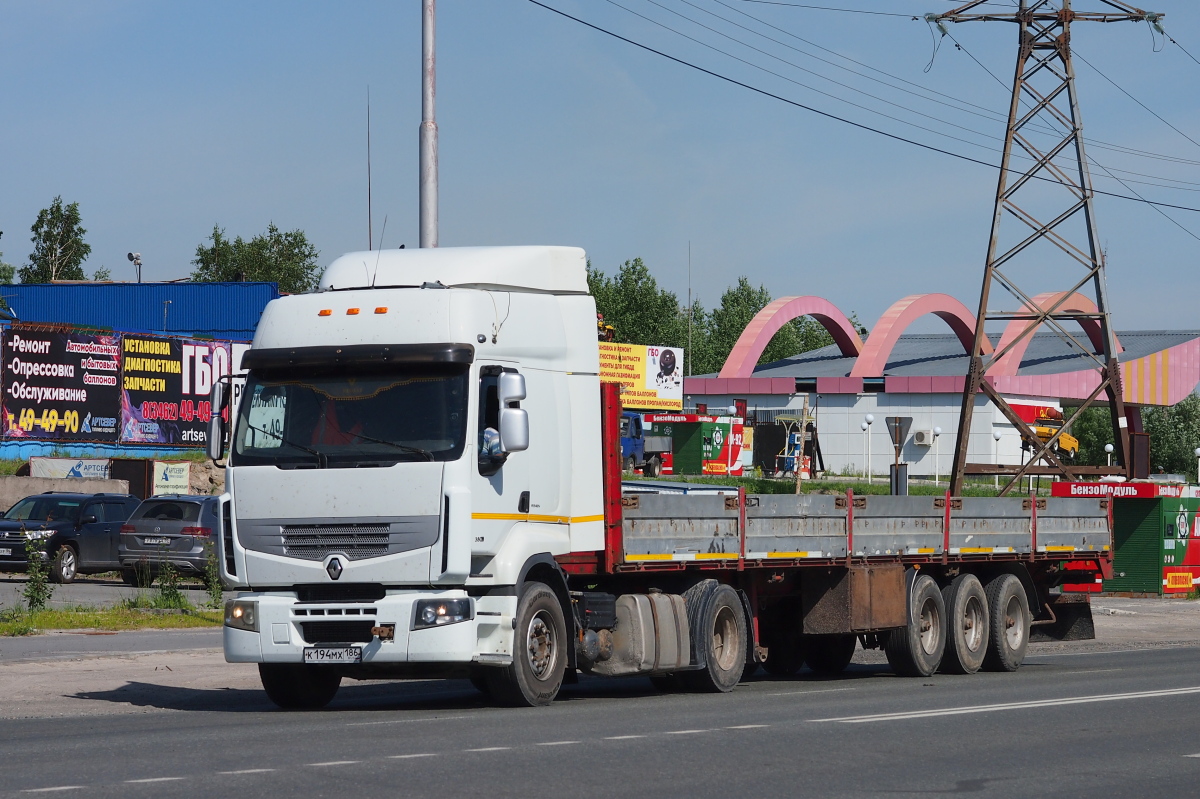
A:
[[209, 246, 1109, 709]]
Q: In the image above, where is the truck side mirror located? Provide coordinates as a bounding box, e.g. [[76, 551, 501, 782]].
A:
[[498, 372, 526, 405], [207, 381, 227, 461], [499, 408, 529, 452]]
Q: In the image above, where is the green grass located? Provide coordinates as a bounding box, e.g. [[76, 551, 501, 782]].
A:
[[640, 474, 1014, 497], [0, 605, 222, 636]]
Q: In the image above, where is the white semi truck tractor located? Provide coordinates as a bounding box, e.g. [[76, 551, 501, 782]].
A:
[[209, 246, 1110, 709]]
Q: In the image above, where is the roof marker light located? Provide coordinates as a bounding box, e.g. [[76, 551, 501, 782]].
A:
[[347, 308, 360, 315], [375, 307, 388, 314], [318, 309, 332, 317]]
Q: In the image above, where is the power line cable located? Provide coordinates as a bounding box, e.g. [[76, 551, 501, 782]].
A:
[[652, 0, 1200, 193], [526, 0, 1200, 213], [734, 0, 914, 16], [719, 0, 1200, 169]]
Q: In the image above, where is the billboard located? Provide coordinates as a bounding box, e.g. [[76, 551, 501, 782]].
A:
[[119, 334, 236, 446], [2, 329, 121, 442], [599, 343, 684, 411]]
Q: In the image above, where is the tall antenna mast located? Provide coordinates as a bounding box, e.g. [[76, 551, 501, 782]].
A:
[[943, 0, 1161, 496], [368, 86, 374, 251], [419, 0, 438, 248]]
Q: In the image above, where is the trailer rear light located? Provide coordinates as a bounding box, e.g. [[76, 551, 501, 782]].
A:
[[347, 308, 360, 315], [318, 309, 332, 317], [120, 524, 136, 534], [182, 526, 212, 537], [374, 307, 388, 314]]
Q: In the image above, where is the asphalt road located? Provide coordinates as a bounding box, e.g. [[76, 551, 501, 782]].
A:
[[4, 643, 1200, 798]]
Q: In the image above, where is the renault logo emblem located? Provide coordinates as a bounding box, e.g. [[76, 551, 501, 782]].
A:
[[326, 557, 343, 580]]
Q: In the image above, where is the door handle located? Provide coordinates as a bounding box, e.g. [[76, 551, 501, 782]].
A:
[[518, 491, 530, 514]]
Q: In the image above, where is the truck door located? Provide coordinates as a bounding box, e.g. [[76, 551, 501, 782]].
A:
[[470, 365, 530, 561]]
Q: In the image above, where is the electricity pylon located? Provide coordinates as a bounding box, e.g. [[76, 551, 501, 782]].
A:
[[941, 0, 1163, 496]]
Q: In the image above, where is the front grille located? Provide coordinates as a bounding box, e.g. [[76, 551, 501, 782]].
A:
[[282, 524, 390, 561], [297, 583, 386, 602], [300, 620, 376, 644]]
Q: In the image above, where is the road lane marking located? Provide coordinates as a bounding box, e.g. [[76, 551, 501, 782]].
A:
[[727, 725, 769, 729], [389, 754, 438, 760], [22, 789, 84, 794], [767, 687, 856, 697], [536, 741, 580, 746], [812, 686, 1200, 723], [218, 769, 276, 775], [605, 735, 646, 740], [1184, 753, 1200, 758], [1057, 668, 1124, 676], [125, 778, 184, 783], [308, 761, 361, 767], [1032, 645, 1200, 659], [465, 747, 510, 752], [665, 729, 710, 734], [347, 716, 466, 726]]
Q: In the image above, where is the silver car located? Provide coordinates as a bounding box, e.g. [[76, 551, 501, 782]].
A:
[[118, 495, 221, 584]]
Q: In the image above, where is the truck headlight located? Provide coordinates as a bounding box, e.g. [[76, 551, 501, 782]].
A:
[[413, 598, 472, 630], [224, 599, 258, 632]]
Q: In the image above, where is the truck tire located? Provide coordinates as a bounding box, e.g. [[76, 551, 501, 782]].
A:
[[644, 455, 662, 478], [939, 574, 990, 674], [885, 573, 945, 677], [680, 582, 746, 693], [624, 456, 636, 474], [982, 573, 1030, 672], [486, 581, 567, 707], [50, 545, 78, 584], [804, 634, 857, 675], [258, 664, 341, 709]]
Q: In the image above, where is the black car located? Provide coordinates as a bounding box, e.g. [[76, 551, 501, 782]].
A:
[[0, 492, 143, 583], [119, 495, 222, 582]]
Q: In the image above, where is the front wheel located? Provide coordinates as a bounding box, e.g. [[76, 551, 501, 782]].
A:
[[258, 664, 341, 709], [50, 545, 78, 584], [644, 455, 662, 478], [486, 581, 567, 707]]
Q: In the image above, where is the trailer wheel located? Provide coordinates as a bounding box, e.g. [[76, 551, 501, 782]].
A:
[[680, 582, 746, 693], [804, 634, 857, 676], [885, 573, 945, 677], [644, 455, 662, 478], [486, 581, 567, 706], [939, 574, 990, 674], [258, 664, 341, 710], [623, 456, 636, 474], [982, 573, 1030, 672]]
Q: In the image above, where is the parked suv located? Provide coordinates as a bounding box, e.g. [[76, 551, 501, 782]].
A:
[[119, 495, 221, 583], [0, 492, 143, 583]]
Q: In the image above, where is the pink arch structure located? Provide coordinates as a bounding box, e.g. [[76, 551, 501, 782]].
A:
[[718, 296, 863, 379], [850, 293, 992, 378], [990, 291, 1123, 376]]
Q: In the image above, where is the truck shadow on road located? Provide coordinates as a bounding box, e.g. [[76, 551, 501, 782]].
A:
[[70, 666, 893, 714]]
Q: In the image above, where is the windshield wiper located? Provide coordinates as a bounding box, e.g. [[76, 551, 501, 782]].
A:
[[245, 422, 328, 468], [349, 431, 436, 461]]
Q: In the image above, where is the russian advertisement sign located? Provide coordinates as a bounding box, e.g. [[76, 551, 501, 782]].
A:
[[119, 335, 234, 446], [599, 343, 684, 411], [2, 329, 121, 442], [1051, 481, 1186, 499], [152, 461, 191, 495], [29, 457, 111, 479]]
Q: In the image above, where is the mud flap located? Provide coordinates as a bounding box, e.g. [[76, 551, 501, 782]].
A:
[[1030, 594, 1095, 642]]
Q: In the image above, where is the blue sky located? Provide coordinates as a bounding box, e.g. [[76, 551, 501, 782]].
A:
[[1, 1, 1197, 333]]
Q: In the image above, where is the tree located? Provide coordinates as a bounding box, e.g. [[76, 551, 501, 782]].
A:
[[0, 231, 14, 285], [588, 258, 688, 347], [20, 197, 91, 283], [191, 223, 321, 294], [1144, 393, 1200, 480], [1064, 404, 1114, 466]]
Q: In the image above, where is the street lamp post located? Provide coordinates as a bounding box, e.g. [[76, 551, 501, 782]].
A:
[[865, 414, 874, 485], [933, 426, 942, 486], [993, 430, 1002, 490], [1104, 443, 1114, 468], [1194, 447, 1200, 484]]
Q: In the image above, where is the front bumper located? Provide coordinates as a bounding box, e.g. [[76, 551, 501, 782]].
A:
[[223, 589, 517, 666]]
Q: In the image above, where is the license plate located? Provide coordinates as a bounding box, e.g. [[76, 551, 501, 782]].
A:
[[0, 548, 10, 556], [142, 537, 170, 545], [304, 646, 362, 664]]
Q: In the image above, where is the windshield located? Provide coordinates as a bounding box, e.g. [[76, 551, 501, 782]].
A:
[[231, 365, 468, 468], [4, 497, 83, 523]]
